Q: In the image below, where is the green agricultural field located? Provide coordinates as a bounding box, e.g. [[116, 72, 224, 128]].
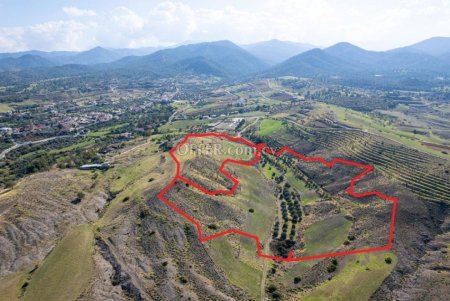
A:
[[234, 111, 268, 117], [23, 224, 95, 301], [0, 269, 29, 301], [251, 98, 283, 106], [159, 119, 212, 131], [86, 123, 128, 137], [184, 102, 225, 115], [0, 103, 12, 112], [285, 170, 319, 204], [284, 215, 351, 281], [171, 100, 189, 109], [300, 252, 397, 301], [234, 165, 277, 245], [261, 162, 282, 179], [259, 119, 283, 136], [303, 215, 352, 256], [209, 237, 262, 300], [49, 138, 95, 154]]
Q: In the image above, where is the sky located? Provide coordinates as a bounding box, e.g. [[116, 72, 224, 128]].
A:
[[1, 0, 450, 52]]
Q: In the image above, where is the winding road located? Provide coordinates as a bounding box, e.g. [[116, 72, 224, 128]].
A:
[[0, 135, 75, 160]]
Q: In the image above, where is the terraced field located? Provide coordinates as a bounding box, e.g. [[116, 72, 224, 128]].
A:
[[310, 129, 450, 203]]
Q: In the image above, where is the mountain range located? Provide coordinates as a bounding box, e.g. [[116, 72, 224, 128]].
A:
[[109, 40, 267, 77], [1, 37, 450, 80], [264, 38, 450, 78], [0, 46, 160, 71]]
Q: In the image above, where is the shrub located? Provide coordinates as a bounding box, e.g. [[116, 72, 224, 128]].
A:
[[248, 208, 254, 213], [271, 291, 281, 300], [385, 257, 392, 264], [294, 276, 301, 284], [207, 224, 218, 230], [267, 284, 277, 293], [71, 192, 85, 204], [4, 180, 16, 188], [111, 274, 120, 286], [139, 207, 150, 218], [327, 265, 337, 273]]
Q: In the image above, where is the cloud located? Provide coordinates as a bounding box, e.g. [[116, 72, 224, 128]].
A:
[[0, 21, 98, 52], [1, 1, 450, 52], [0, 27, 26, 52], [26, 20, 99, 51], [111, 6, 145, 32], [63, 6, 97, 17]]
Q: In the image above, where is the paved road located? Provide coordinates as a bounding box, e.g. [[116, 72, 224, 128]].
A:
[[0, 135, 74, 160]]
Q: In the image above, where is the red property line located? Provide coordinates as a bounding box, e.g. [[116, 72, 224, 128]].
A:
[[156, 132, 398, 262]]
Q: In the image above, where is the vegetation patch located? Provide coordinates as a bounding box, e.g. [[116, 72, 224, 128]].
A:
[[0, 269, 29, 301], [209, 238, 262, 300], [23, 224, 95, 301], [0, 103, 12, 112], [259, 119, 283, 136], [301, 252, 397, 301], [303, 215, 352, 255]]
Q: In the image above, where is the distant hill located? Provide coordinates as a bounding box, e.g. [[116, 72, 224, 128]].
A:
[[393, 37, 450, 57], [171, 56, 226, 77], [63, 47, 161, 65], [0, 50, 76, 61], [263, 48, 358, 77], [0, 46, 160, 70], [323, 42, 383, 66], [2, 37, 450, 80], [440, 51, 450, 62], [0, 54, 55, 71], [63, 47, 123, 65], [241, 39, 315, 65], [111, 40, 267, 77], [263, 40, 450, 78], [0, 41, 265, 78]]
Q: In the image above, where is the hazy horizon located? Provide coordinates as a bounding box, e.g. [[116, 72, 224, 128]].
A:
[[1, 0, 450, 52], [2, 36, 450, 55]]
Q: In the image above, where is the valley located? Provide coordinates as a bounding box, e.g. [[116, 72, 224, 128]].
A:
[[0, 38, 449, 301]]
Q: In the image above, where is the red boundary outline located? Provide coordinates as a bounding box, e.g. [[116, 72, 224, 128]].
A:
[[156, 132, 397, 262]]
